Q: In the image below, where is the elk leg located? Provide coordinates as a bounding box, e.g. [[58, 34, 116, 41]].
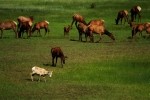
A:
[[55, 57, 58, 66], [0, 30, 3, 38], [52, 57, 55, 66], [44, 28, 47, 35], [120, 18, 123, 24]]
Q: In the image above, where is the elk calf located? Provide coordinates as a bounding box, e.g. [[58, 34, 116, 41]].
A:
[[51, 47, 67, 67], [64, 25, 71, 36], [30, 66, 53, 82]]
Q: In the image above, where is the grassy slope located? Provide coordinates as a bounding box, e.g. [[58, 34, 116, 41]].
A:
[[0, 0, 150, 100]]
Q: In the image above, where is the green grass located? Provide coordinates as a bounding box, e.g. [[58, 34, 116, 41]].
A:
[[0, 0, 150, 100]]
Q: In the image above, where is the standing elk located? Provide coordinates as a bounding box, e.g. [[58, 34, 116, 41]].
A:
[[77, 22, 88, 41], [0, 20, 18, 38], [32, 20, 50, 36], [115, 10, 129, 25], [87, 24, 115, 42], [18, 22, 32, 38], [70, 14, 87, 29], [130, 5, 141, 22], [51, 47, 67, 67], [64, 25, 71, 36]]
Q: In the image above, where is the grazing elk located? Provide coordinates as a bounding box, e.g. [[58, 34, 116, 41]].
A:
[[87, 24, 115, 42], [0, 20, 18, 38], [76, 19, 105, 41], [30, 66, 53, 82], [18, 22, 32, 38], [71, 14, 87, 29], [51, 47, 67, 67], [64, 25, 71, 36], [32, 20, 50, 36], [115, 10, 129, 25], [130, 22, 150, 38], [130, 5, 141, 22]]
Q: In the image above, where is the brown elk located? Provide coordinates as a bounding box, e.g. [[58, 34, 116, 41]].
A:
[[64, 25, 71, 36], [18, 22, 32, 38], [32, 20, 50, 36], [77, 22, 88, 41], [130, 22, 150, 38], [0, 20, 18, 38], [115, 10, 129, 25], [76, 19, 105, 41], [87, 24, 115, 42], [51, 47, 67, 67], [71, 14, 87, 29], [130, 6, 141, 22]]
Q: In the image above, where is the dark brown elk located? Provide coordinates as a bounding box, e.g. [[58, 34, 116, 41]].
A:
[[87, 24, 115, 42], [51, 47, 67, 67], [115, 10, 129, 25], [18, 22, 32, 38], [70, 14, 87, 28], [64, 25, 71, 36], [130, 6, 141, 22], [32, 20, 50, 36], [0, 20, 18, 38]]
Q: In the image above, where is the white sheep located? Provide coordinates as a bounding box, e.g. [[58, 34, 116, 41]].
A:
[[30, 66, 53, 82]]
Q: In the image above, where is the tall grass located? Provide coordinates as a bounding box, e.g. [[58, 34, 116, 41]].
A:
[[0, 0, 150, 100]]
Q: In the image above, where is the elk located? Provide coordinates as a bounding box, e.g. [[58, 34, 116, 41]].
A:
[[51, 47, 67, 67], [18, 22, 32, 38], [17, 16, 33, 32], [32, 20, 50, 36], [64, 25, 71, 36], [70, 14, 87, 29], [76, 22, 88, 41], [115, 10, 129, 25], [0, 20, 18, 38], [130, 5, 141, 22], [87, 24, 115, 42]]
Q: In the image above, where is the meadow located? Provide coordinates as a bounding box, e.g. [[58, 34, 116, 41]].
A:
[[0, 0, 150, 100]]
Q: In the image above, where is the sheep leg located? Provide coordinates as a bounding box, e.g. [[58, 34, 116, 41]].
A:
[[43, 76, 46, 82], [30, 73, 34, 81], [38, 76, 41, 82]]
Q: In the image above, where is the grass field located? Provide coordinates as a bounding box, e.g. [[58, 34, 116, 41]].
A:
[[0, 0, 150, 100]]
